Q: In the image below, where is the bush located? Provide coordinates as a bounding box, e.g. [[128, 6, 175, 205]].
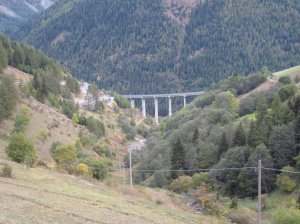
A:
[[114, 94, 130, 108], [276, 167, 297, 193], [1, 164, 12, 178], [14, 106, 30, 133], [86, 116, 106, 137], [279, 84, 297, 101], [61, 99, 77, 119], [279, 76, 292, 85], [273, 208, 300, 224], [52, 144, 77, 171], [119, 116, 136, 140], [76, 163, 90, 176], [86, 158, 112, 180], [93, 144, 114, 159], [169, 176, 193, 193], [6, 133, 36, 166], [192, 173, 210, 188]]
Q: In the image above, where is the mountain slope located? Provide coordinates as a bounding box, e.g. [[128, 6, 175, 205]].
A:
[[0, 0, 58, 35], [20, 0, 300, 94]]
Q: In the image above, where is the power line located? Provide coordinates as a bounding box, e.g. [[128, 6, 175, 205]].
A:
[[263, 167, 300, 174], [131, 167, 257, 173]]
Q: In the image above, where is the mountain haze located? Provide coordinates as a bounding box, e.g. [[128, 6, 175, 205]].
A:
[[0, 0, 58, 35], [20, 0, 300, 94]]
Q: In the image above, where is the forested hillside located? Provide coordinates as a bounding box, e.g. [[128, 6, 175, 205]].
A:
[[19, 0, 300, 94], [133, 70, 300, 222]]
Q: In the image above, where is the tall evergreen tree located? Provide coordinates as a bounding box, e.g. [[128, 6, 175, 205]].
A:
[[192, 128, 199, 144], [233, 123, 246, 146], [171, 138, 185, 179], [0, 42, 8, 71], [218, 132, 229, 159], [295, 115, 300, 155]]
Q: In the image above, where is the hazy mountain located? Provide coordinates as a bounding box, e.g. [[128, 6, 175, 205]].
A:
[[19, 0, 300, 94], [0, 0, 58, 35]]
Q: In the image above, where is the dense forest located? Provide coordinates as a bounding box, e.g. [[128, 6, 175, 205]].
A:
[[134, 70, 300, 200], [16, 0, 300, 94]]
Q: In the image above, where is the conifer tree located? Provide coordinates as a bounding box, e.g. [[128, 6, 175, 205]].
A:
[[192, 128, 199, 144], [218, 132, 229, 159], [233, 123, 246, 146], [295, 115, 300, 155], [171, 138, 185, 179], [0, 42, 8, 72]]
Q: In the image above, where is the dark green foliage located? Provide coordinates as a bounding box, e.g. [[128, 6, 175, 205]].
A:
[[218, 132, 229, 159], [0, 76, 17, 122], [61, 99, 78, 119], [295, 116, 300, 155], [279, 76, 292, 85], [269, 124, 296, 169], [21, 0, 300, 94], [170, 139, 185, 179], [114, 94, 130, 109], [86, 158, 112, 180], [238, 144, 275, 197], [6, 133, 36, 166], [233, 123, 246, 147], [14, 107, 30, 133], [86, 117, 106, 138], [279, 85, 297, 101], [0, 42, 8, 71], [118, 115, 136, 140]]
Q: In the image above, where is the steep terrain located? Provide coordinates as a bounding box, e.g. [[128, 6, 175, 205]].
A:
[[17, 0, 300, 94]]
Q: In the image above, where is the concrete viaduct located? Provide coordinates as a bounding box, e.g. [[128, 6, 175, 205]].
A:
[[123, 91, 204, 124]]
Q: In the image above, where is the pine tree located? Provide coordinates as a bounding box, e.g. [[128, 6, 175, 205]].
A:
[[233, 123, 246, 146], [295, 115, 300, 155], [0, 42, 8, 72], [171, 139, 185, 179], [218, 132, 229, 159], [192, 128, 199, 144]]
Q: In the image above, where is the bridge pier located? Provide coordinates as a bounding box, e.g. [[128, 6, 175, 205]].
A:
[[168, 96, 172, 117], [183, 96, 186, 108], [130, 99, 135, 109], [142, 98, 146, 118], [154, 97, 159, 124]]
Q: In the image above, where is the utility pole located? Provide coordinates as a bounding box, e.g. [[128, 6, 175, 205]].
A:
[[129, 149, 133, 187], [258, 160, 262, 224]]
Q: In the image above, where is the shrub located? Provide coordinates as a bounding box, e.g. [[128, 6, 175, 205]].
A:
[[14, 107, 30, 133], [1, 164, 12, 178], [279, 76, 292, 85], [61, 99, 77, 119], [169, 176, 193, 193], [279, 84, 297, 101], [86, 158, 112, 180], [273, 208, 300, 224], [76, 163, 90, 176], [6, 133, 36, 166], [93, 144, 114, 158], [276, 168, 297, 193], [52, 144, 77, 171], [86, 116, 106, 137], [114, 94, 130, 108], [119, 116, 136, 140], [192, 173, 210, 188]]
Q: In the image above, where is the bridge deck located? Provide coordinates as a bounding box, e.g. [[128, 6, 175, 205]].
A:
[[123, 91, 204, 99]]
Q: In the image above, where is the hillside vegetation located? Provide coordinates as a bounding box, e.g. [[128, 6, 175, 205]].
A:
[[134, 68, 300, 223], [18, 0, 300, 94]]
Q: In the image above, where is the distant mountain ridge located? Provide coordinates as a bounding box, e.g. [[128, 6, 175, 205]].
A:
[[0, 0, 58, 35], [15, 0, 300, 94]]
